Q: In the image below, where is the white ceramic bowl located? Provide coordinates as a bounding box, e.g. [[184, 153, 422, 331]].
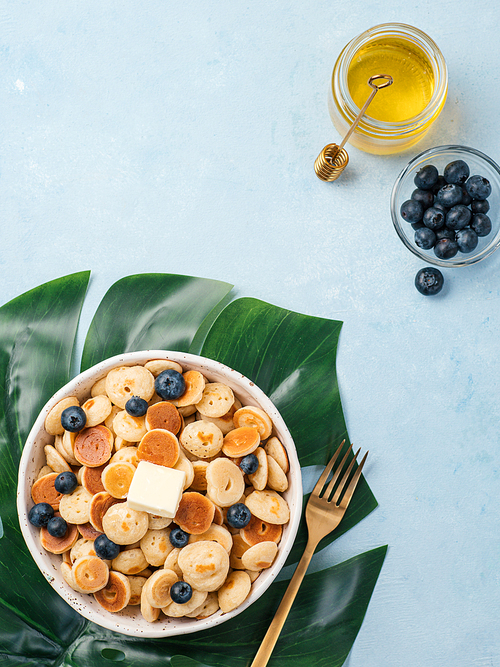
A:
[[17, 350, 302, 638]]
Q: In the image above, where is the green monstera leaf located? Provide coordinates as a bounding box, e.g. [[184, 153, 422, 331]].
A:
[[0, 272, 386, 667]]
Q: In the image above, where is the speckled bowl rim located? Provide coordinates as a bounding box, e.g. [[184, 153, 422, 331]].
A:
[[17, 350, 303, 638], [391, 145, 500, 267]]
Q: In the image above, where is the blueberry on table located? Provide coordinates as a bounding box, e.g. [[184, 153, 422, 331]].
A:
[[434, 238, 459, 260], [170, 581, 193, 604], [443, 159, 470, 185], [226, 503, 252, 529], [400, 199, 424, 223], [423, 207, 445, 231], [471, 199, 490, 214], [28, 502, 54, 527], [471, 213, 492, 237], [94, 534, 121, 560], [415, 227, 436, 249], [445, 204, 472, 231], [155, 369, 186, 400], [435, 183, 463, 208], [415, 267, 444, 295], [169, 526, 190, 548], [411, 188, 434, 210], [60, 405, 87, 432], [414, 164, 439, 190], [465, 175, 491, 200], [47, 516, 68, 538], [54, 471, 78, 494], [239, 453, 259, 475], [125, 395, 148, 417], [456, 228, 479, 253]]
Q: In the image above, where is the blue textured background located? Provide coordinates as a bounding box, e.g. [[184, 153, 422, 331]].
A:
[[2, 2, 500, 665]]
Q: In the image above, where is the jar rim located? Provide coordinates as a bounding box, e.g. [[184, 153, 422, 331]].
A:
[[333, 22, 448, 136]]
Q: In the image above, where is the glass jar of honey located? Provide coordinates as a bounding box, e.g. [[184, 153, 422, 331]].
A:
[[329, 23, 448, 155]]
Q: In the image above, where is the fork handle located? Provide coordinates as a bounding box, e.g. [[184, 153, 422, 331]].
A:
[[249, 538, 317, 667]]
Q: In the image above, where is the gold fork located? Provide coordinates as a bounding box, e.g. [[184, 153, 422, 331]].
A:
[[249, 440, 368, 667]]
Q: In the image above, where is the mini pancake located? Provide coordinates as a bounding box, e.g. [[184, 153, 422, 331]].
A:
[[145, 402, 181, 434], [101, 461, 136, 499], [105, 365, 155, 409], [218, 570, 251, 613], [245, 489, 290, 525], [40, 517, 79, 554], [44, 445, 72, 473], [264, 436, 289, 474], [191, 460, 209, 491], [101, 504, 149, 545], [241, 541, 278, 570], [89, 491, 123, 533], [240, 515, 282, 547], [78, 522, 103, 540], [171, 370, 205, 408], [195, 383, 234, 418], [206, 458, 245, 508], [222, 426, 260, 458], [31, 472, 64, 509], [174, 492, 215, 535], [266, 455, 289, 492], [74, 425, 113, 467], [80, 464, 106, 495], [58, 486, 94, 525], [82, 395, 112, 428], [72, 555, 109, 593], [144, 568, 178, 608], [128, 575, 147, 605], [137, 429, 179, 468], [140, 581, 160, 622], [163, 588, 208, 617], [233, 406, 273, 440], [144, 359, 183, 376], [94, 571, 131, 612]]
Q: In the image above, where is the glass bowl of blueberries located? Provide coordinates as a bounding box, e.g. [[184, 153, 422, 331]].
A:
[[391, 145, 500, 267]]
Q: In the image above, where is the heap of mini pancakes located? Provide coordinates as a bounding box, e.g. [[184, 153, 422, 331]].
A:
[[29, 359, 291, 621]]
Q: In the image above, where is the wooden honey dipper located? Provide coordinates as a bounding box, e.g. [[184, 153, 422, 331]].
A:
[[314, 73, 393, 182]]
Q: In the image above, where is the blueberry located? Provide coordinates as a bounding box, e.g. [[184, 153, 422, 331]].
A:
[[432, 202, 447, 214], [471, 199, 490, 214], [415, 267, 444, 295], [436, 228, 456, 242], [422, 206, 445, 231], [434, 238, 459, 260], [54, 471, 78, 494], [400, 199, 424, 224], [170, 581, 193, 604], [60, 405, 87, 432], [465, 175, 491, 200], [155, 370, 186, 400], [414, 227, 436, 250], [445, 204, 472, 231], [125, 395, 148, 417], [460, 187, 472, 206], [456, 228, 479, 253], [169, 526, 190, 548], [239, 453, 259, 475], [47, 516, 67, 538], [411, 188, 434, 210], [435, 184, 463, 208], [471, 213, 492, 237], [443, 159, 470, 185], [28, 502, 54, 528], [432, 175, 447, 195], [94, 534, 121, 560], [414, 164, 439, 190], [226, 503, 252, 529]]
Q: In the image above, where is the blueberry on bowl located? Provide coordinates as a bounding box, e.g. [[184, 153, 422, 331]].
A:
[[391, 145, 500, 267]]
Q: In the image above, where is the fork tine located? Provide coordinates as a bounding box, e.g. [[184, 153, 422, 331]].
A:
[[310, 440, 347, 498], [329, 447, 360, 504], [338, 450, 368, 510]]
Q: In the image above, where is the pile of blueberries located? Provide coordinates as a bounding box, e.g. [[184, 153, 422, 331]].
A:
[[400, 159, 493, 295], [401, 159, 493, 260]]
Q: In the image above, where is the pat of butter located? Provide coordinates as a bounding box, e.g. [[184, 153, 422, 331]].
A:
[[126, 460, 185, 518]]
